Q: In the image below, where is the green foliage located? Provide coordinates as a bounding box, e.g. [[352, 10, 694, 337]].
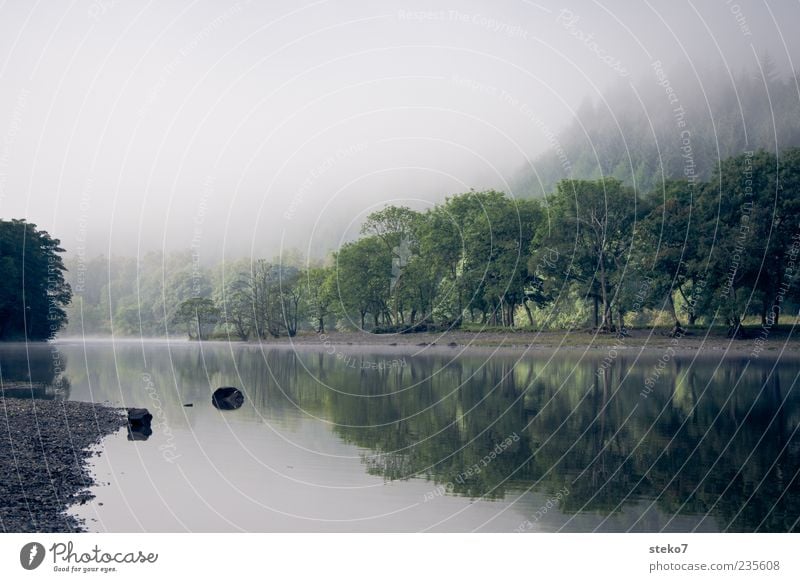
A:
[[58, 148, 800, 338], [174, 297, 220, 340], [532, 178, 641, 331], [0, 220, 71, 340], [334, 236, 392, 330]]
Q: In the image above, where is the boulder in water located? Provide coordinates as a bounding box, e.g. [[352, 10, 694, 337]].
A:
[[127, 408, 153, 441], [127, 408, 152, 425], [212, 387, 244, 410]]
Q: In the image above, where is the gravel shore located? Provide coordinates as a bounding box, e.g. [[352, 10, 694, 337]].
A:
[[180, 327, 800, 359], [0, 396, 126, 532]]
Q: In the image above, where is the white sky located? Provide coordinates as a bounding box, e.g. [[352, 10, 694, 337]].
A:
[[0, 0, 797, 261]]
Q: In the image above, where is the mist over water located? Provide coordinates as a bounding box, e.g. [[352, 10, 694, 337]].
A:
[[1, 1, 798, 261]]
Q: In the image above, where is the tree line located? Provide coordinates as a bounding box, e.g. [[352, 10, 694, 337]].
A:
[[62, 148, 800, 340]]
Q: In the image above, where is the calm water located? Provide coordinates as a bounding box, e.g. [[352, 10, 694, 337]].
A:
[[2, 340, 799, 532]]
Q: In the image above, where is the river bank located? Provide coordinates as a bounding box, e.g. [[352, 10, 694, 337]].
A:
[[201, 326, 800, 359], [57, 326, 800, 359], [0, 396, 126, 532]]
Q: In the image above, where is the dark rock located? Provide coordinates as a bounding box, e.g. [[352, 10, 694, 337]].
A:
[[212, 387, 244, 410], [127, 408, 152, 425], [126, 424, 152, 441], [127, 408, 153, 441], [183, 403, 193, 407]]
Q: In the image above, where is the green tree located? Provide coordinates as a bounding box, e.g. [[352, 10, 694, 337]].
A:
[[174, 297, 220, 340], [695, 150, 797, 336], [335, 237, 392, 330], [361, 206, 421, 324], [217, 263, 256, 341], [636, 180, 696, 330], [305, 266, 336, 333], [0, 220, 72, 340], [532, 179, 638, 331]]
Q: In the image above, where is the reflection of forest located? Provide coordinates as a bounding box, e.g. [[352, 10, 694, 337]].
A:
[[56, 343, 800, 531], [0, 344, 70, 400]]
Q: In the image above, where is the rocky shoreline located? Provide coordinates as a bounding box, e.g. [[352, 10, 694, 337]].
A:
[[152, 327, 800, 359], [0, 396, 126, 532]]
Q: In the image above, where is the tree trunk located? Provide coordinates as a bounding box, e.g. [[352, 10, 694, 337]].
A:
[[598, 253, 610, 330], [667, 292, 682, 327], [523, 301, 534, 327], [195, 310, 203, 341]]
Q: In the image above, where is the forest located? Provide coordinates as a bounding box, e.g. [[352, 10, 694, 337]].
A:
[[62, 148, 800, 340], [514, 58, 800, 196]]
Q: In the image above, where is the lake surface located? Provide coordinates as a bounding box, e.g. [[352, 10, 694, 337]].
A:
[[2, 340, 799, 532]]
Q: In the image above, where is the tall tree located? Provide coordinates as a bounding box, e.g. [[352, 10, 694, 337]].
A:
[[305, 266, 336, 333], [0, 220, 72, 340], [174, 297, 220, 340], [335, 237, 392, 330], [532, 179, 638, 331]]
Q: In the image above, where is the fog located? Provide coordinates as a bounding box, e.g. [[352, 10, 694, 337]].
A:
[[0, 0, 798, 261]]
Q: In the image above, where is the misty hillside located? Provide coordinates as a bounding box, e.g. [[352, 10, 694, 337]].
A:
[[515, 58, 800, 196]]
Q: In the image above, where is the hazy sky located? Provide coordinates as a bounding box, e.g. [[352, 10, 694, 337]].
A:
[[0, 0, 798, 261]]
